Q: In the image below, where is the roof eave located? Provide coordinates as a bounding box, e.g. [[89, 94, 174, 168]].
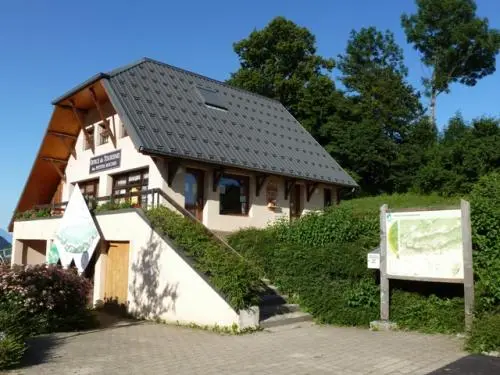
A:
[[138, 147, 358, 188], [51, 73, 110, 105]]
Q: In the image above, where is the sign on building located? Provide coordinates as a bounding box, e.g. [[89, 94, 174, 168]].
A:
[[48, 185, 101, 273], [377, 200, 473, 330], [89, 150, 121, 174]]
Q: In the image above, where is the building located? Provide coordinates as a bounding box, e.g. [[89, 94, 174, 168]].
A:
[[9, 58, 356, 328]]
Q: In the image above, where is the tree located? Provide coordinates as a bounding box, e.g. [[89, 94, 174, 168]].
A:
[[228, 17, 335, 120], [414, 114, 500, 195], [325, 27, 423, 194], [402, 0, 500, 125]]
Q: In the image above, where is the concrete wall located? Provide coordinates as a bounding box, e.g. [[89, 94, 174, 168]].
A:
[[18, 239, 47, 265], [12, 211, 240, 327]]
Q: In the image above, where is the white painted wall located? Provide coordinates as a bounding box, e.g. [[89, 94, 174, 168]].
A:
[[12, 211, 240, 327], [58, 105, 333, 233]]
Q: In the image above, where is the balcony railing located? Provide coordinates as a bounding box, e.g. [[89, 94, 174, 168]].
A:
[[26, 187, 242, 259]]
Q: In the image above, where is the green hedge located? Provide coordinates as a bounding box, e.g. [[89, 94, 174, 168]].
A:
[[229, 186, 499, 336], [466, 313, 500, 353], [147, 207, 262, 310]]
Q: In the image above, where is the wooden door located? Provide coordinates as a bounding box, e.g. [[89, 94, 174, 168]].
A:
[[290, 184, 302, 219], [104, 242, 130, 304], [184, 168, 205, 221]]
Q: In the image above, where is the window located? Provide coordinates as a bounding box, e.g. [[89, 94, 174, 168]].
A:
[[84, 126, 94, 150], [219, 174, 249, 215], [324, 188, 332, 208], [121, 119, 128, 138], [78, 179, 99, 200], [266, 180, 278, 208], [112, 168, 149, 206], [196, 86, 228, 111]]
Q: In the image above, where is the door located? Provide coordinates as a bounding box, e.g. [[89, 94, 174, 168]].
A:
[[104, 242, 130, 304], [290, 184, 302, 219], [184, 168, 205, 221]]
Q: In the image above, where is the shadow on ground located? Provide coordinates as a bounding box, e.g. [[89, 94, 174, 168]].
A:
[[16, 311, 143, 369], [428, 354, 500, 374]]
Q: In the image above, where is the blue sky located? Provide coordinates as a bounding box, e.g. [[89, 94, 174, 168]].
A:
[[1, 0, 499, 229]]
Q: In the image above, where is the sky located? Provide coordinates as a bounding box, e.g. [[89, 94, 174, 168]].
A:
[[0, 0, 499, 230]]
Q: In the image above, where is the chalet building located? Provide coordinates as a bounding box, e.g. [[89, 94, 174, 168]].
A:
[[9, 58, 356, 328]]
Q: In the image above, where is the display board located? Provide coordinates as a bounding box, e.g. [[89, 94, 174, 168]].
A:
[[385, 209, 463, 280], [377, 200, 474, 330]]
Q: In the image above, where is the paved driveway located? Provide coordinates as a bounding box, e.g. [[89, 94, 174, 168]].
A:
[[8, 320, 470, 375]]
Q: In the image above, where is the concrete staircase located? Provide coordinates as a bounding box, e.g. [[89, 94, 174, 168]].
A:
[[258, 281, 312, 328]]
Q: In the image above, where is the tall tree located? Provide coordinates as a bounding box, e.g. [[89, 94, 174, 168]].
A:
[[414, 114, 500, 195], [228, 16, 335, 121], [402, 0, 500, 125], [326, 27, 423, 194]]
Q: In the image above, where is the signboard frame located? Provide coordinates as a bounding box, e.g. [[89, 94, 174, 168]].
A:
[[379, 200, 474, 330], [89, 150, 121, 174]]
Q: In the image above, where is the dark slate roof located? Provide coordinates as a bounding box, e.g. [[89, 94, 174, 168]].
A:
[[101, 58, 356, 187]]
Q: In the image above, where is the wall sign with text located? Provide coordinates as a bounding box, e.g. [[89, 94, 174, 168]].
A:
[[89, 150, 121, 174]]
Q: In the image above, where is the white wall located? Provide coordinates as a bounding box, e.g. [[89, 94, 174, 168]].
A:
[[59, 105, 333, 233], [62, 106, 183, 209], [12, 211, 240, 327]]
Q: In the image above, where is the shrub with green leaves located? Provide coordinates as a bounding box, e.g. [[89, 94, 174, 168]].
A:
[[229, 193, 467, 331], [146, 207, 262, 310], [469, 172, 500, 312], [0, 334, 26, 369], [0, 265, 97, 334], [466, 313, 500, 353]]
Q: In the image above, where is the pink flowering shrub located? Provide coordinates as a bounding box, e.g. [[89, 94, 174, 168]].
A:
[[0, 265, 97, 334]]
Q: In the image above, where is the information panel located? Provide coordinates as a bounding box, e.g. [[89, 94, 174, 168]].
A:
[[385, 209, 463, 280]]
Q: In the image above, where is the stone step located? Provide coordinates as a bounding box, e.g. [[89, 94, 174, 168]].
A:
[[259, 293, 287, 306], [259, 303, 301, 320], [259, 311, 313, 329]]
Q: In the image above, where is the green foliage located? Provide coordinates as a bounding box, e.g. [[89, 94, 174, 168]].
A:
[[146, 207, 262, 310], [414, 115, 500, 195], [94, 201, 134, 213], [402, 0, 500, 123], [469, 172, 500, 311], [466, 313, 500, 353], [0, 334, 26, 369], [229, 193, 468, 331], [0, 265, 98, 334], [228, 16, 334, 119], [391, 291, 464, 334], [15, 208, 51, 220]]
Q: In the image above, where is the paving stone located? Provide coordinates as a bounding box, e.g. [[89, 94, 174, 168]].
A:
[[9, 321, 466, 375]]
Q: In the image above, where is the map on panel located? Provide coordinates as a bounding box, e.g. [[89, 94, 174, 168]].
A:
[[386, 210, 463, 280]]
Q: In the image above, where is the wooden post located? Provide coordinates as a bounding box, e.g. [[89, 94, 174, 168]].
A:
[[461, 199, 474, 332], [380, 204, 389, 321]]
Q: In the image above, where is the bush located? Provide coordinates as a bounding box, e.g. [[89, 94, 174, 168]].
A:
[[94, 201, 134, 213], [469, 172, 500, 312], [466, 313, 500, 353], [0, 334, 26, 369], [147, 207, 262, 310], [0, 265, 97, 334], [229, 193, 466, 331], [391, 291, 464, 334]]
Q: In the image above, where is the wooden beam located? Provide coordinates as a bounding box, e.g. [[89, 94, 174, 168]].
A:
[[167, 160, 180, 187], [255, 175, 268, 197], [70, 100, 94, 154], [47, 131, 77, 139], [306, 182, 318, 202], [284, 179, 295, 200], [213, 168, 224, 192], [49, 132, 77, 159], [89, 87, 116, 148], [43, 158, 66, 182], [41, 157, 68, 164]]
